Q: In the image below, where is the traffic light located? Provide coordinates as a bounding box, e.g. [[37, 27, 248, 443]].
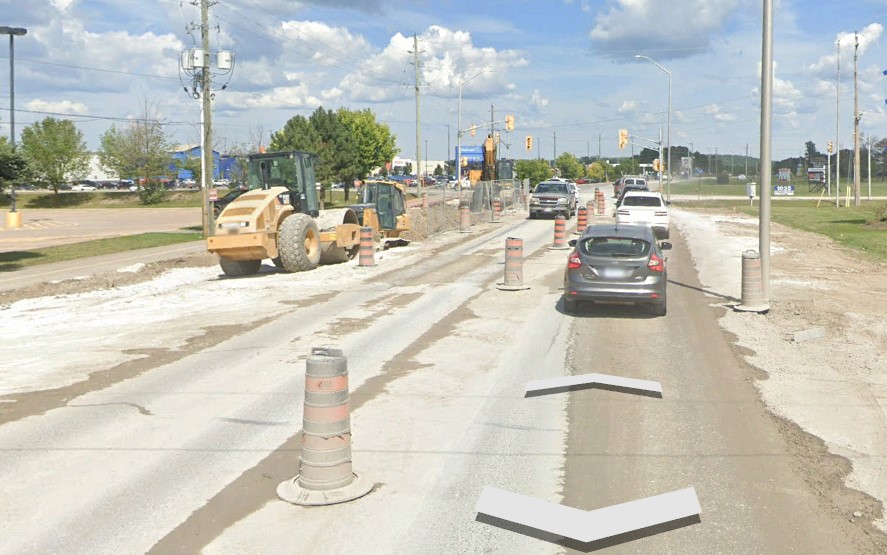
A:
[[470, 124, 476, 137], [618, 128, 629, 149], [828, 141, 833, 153], [653, 158, 661, 172], [525, 136, 533, 151], [505, 114, 515, 131]]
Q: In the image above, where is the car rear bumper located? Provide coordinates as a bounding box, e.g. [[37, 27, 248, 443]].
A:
[[564, 276, 666, 304]]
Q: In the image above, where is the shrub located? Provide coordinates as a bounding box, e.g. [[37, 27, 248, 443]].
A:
[[138, 181, 168, 205], [716, 171, 730, 184], [875, 203, 887, 222]]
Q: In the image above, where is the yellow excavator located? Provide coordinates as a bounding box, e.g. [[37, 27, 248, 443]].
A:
[[207, 151, 409, 277]]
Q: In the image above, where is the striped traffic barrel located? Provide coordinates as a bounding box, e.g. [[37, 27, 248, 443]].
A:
[[737, 250, 769, 312], [553, 215, 567, 248], [504, 237, 524, 286], [358, 226, 375, 267], [576, 206, 588, 233], [492, 198, 502, 222], [299, 347, 354, 491]]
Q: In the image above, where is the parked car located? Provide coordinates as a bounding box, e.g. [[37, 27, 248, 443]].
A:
[[613, 176, 647, 199], [615, 191, 670, 239], [71, 184, 97, 192], [567, 181, 580, 205], [529, 180, 576, 219], [563, 223, 671, 316]]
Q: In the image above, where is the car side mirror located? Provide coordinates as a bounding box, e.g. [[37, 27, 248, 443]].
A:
[[568, 239, 577, 247], [660, 242, 673, 250]]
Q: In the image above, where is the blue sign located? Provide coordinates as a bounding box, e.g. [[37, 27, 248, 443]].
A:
[[773, 184, 795, 196], [456, 145, 484, 163]]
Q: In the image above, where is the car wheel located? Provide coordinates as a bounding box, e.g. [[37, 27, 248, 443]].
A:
[[650, 294, 667, 317]]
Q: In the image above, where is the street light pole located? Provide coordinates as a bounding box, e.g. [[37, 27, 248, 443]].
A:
[[635, 55, 671, 202], [1, 26, 27, 216]]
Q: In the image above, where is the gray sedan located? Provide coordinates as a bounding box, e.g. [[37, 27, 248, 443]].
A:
[[562, 223, 671, 316]]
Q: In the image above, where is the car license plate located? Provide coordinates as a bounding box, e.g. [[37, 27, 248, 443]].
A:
[[601, 267, 628, 279], [544, 207, 552, 212]]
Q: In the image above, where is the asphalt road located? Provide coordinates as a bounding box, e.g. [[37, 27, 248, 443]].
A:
[[0, 184, 880, 554], [0, 207, 202, 251]]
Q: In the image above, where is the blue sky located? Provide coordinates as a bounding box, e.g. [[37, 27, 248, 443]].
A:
[[2, 0, 886, 166]]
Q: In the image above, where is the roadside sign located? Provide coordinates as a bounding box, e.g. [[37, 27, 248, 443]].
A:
[[773, 184, 795, 196], [209, 188, 218, 201]]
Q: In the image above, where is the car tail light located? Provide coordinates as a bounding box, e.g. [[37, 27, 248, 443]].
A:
[[567, 253, 581, 269], [648, 253, 664, 272]]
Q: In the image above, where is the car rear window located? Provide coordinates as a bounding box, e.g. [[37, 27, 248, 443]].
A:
[[581, 237, 652, 257], [622, 196, 663, 207]]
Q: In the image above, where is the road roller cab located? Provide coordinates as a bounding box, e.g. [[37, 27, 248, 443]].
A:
[[206, 150, 362, 277], [350, 179, 411, 247]]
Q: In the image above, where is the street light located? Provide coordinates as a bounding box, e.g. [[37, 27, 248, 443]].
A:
[[457, 69, 490, 195], [1, 26, 27, 217], [635, 54, 671, 202]]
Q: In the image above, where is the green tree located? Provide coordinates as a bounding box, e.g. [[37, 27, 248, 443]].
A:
[[337, 107, 398, 179], [19, 117, 89, 194], [555, 152, 584, 180], [804, 140, 818, 160], [433, 164, 444, 177], [616, 157, 640, 176], [99, 101, 175, 204], [587, 162, 605, 182], [515, 159, 552, 186], [0, 137, 28, 193]]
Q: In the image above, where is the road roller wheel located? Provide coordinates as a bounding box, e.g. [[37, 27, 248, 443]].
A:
[[219, 256, 262, 277], [279, 213, 321, 272]]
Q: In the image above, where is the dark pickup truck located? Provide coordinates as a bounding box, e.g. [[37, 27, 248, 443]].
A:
[[529, 180, 576, 219]]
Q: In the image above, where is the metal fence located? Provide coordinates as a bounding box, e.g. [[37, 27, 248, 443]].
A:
[[407, 179, 530, 240]]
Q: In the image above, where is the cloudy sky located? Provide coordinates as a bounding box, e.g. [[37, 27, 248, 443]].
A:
[[2, 0, 886, 164]]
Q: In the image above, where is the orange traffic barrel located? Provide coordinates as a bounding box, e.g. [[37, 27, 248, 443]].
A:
[[597, 192, 605, 215], [550, 215, 568, 249], [277, 347, 372, 506], [421, 191, 428, 209], [492, 198, 502, 222], [459, 201, 471, 233], [576, 206, 587, 234], [358, 226, 375, 267]]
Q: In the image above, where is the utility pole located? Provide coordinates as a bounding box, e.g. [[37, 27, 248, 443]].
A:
[[200, 0, 212, 238], [553, 131, 557, 164], [745, 143, 749, 177], [867, 134, 872, 200], [412, 34, 422, 196], [853, 32, 861, 206], [835, 38, 841, 207], [446, 124, 450, 176], [598, 133, 602, 161]]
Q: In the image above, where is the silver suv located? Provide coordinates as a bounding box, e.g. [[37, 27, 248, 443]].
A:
[[529, 180, 577, 219]]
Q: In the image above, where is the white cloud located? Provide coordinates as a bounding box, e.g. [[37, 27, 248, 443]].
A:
[[808, 23, 883, 74], [24, 99, 88, 114], [618, 100, 638, 113], [530, 90, 549, 109], [279, 20, 375, 67], [337, 25, 526, 104], [590, 0, 740, 59]]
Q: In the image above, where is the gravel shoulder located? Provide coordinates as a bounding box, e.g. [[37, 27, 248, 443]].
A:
[[673, 206, 887, 534]]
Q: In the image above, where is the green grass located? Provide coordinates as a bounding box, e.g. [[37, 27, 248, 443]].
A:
[[673, 199, 887, 262], [1, 190, 206, 209], [0, 231, 203, 272], [669, 177, 887, 197]]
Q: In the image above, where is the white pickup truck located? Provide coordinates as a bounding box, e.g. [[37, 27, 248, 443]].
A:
[[615, 190, 669, 239]]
